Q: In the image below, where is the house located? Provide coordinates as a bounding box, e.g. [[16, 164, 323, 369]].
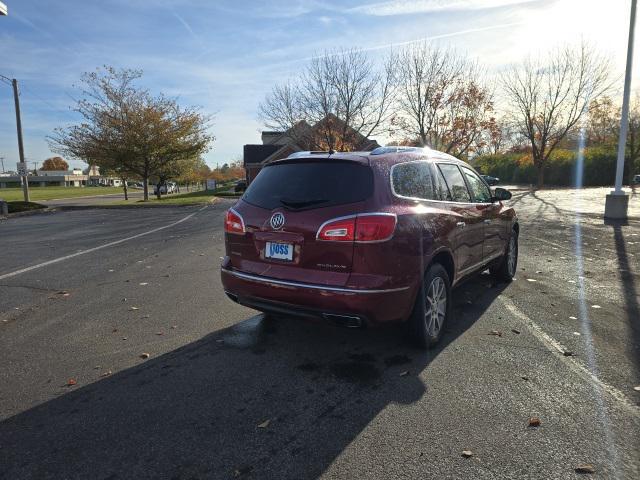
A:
[[243, 115, 380, 185]]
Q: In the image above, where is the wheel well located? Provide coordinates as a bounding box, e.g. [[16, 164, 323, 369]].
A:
[[430, 251, 454, 283]]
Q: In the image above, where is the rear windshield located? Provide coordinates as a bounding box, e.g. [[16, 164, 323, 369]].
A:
[[243, 160, 373, 210]]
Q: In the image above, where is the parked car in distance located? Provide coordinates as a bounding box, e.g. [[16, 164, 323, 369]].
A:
[[633, 174, 640, 184], [154, 181, 177, 195], [481, 174, 499, 186], [234, 180, 247, 193], [221, 147, 518, 348]]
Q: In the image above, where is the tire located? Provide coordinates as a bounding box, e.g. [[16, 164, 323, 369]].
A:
[[490, 228, 518, 281], [408, 263, 451, 349]]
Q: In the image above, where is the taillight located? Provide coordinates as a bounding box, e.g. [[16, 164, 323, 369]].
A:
[[224, 208, 245, 235], [317, 213, 396, 242], [355, 214, 397, 242]]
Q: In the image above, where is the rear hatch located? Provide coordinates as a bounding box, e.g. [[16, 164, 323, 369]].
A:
[[225, 157, 373, 287]]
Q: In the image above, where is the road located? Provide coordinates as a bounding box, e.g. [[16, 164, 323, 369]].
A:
[[0, 195, 639, 479]]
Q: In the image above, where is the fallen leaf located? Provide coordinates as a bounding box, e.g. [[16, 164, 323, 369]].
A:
[[257, 419, 270, 428], [139, 282, 148, 286], [573, 332, 581, 336], [535, 270, 543, 274], [575, 464, 595, 474], [461, 450, 473, 458], [511, 329, 520, 335], [569, 316, 577, 320], [108, 269, 114, 272], [591, 305, 601, 309], [112, 328, 118, 333], [563, 351, 574, 357], [633, 386, 640, 392], [129, 307, 139, 311], [521, 376, 529, 381], [140, 353, 150, 359], [122, 337, 127, 341], [527, 278, 537, 282], [399, 370, 409, 377], [528, 417, 541, 427], [67, 378, 77, 386], [488, 330, 502, 337], [101, 370, 112, 377]]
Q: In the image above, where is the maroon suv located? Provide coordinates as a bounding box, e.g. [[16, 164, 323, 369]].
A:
[[221, 147, 518, 347]]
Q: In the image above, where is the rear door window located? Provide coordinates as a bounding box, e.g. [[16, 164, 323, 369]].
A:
[[391, 161, 435, 200], [437, 164, 471, 202], [243, 160, 374, 210], [461, 166, 492, 203]]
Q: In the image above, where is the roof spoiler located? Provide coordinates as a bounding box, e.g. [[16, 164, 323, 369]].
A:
[[286, 150, 337, 159]]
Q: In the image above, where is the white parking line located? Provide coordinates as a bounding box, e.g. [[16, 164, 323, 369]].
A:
[[0, 205, 209, 281], [500, 296, 640, 417]]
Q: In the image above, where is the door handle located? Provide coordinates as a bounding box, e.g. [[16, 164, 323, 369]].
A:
[[456, 222, 466, 228], [483, 219, 491, 224]]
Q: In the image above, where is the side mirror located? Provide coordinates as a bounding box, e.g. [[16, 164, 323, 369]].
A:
[[493, 187, 512, 201]]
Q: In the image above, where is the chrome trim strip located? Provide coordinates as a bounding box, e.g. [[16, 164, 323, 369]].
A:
[[221, 268, 410, 294], [226, 207, 246, 235]]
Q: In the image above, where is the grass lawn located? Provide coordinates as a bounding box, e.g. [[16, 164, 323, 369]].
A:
[[0, 186, 123, 202], [6, 201, 47, 214], [108, 189, 220, 206]]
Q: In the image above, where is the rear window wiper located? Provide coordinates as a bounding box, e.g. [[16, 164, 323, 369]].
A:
[[279, 198, 329, 209]]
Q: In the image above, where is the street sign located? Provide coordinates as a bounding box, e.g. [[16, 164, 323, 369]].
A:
[[206, 179, 216, 191], [16, 162, 27, 176]]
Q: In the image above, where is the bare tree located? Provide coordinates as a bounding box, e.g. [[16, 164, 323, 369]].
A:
[[501, 42, 612, 188], [259, 49, 396, 151], [474, 116, 517, 155], [393, 43, 494, 158]]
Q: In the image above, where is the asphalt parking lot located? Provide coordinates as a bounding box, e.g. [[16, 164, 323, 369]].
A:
[[0, 191, 639, 479]]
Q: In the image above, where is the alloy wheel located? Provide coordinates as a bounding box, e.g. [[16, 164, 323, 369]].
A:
[[425, 277, 446, 337]]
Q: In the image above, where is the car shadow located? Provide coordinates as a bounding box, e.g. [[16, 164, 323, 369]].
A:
[[0, 274, 508, 480]]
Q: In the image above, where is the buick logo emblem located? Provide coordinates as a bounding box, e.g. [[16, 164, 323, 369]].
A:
[[270, 212, 285, 230]]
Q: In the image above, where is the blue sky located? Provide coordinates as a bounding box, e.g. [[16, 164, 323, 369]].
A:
[[0, 0, 634, 170]]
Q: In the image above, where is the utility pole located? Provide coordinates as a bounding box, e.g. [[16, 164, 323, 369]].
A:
[[13, 79, 30, 201], [605, 0, 636, 220], [0, 157, 5, 173]]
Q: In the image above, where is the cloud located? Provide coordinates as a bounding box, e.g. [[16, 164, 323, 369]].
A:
[[349, 0, 537, 16]]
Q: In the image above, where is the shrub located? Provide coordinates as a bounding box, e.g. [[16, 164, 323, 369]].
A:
[[473, 146, 626, 186]]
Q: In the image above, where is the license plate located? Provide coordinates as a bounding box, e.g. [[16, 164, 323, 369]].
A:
[[265, 242, 293, 261]]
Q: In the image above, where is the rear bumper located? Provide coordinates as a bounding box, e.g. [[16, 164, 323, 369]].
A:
[[220, 268, 415, 325]]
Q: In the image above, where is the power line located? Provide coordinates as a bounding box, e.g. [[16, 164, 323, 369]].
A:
[[18, 82, 77, 122]]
